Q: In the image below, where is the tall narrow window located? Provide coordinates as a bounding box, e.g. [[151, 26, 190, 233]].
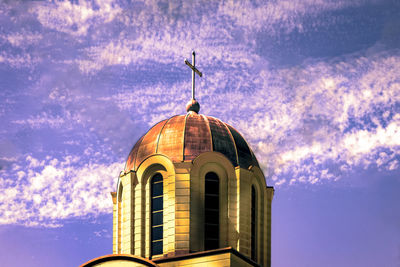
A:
[[204, 172, 219, 250], [251, 185, 257, 261], [151, 173, 163, 256], [117, 184, 123, 253]]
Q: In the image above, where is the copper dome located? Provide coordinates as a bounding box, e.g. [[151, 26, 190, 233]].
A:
[[125, 112, 259, 172]]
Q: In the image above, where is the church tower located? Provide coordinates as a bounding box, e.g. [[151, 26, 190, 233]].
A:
[[82, 52, 274, 267]]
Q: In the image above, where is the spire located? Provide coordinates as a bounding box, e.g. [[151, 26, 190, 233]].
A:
[[184, 51, 202, 113]]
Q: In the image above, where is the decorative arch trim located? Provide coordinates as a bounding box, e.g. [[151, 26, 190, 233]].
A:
[[80, 254, 158, 267], [136, 154, 176, 184], [249, 165, 268, 188], [189, 151, 238, 252], [191, 151, 236, 176], [134, 154, 176, 258], [250, 175, 264, 264]]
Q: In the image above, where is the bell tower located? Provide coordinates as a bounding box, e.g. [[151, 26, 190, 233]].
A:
[[82, 52, 274, 267]]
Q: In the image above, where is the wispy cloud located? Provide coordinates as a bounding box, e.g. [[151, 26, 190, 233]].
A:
[[32, 0, 122, 37], [217, 0, 370, 33], [1, 0, 399, 228], [3, 31, 42, 48], [0, 155, 122, 227], [68, 0, 380, 73], [106, 47, 400, 186], [13, 112, 67, 129], [237, 50, 400, 185], [0, 51, 40, 69]]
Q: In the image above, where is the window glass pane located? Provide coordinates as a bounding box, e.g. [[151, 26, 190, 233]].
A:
[[152, 173, 163, 183], [151, 173, 163, 256], [152, 212, 163, 226], [204, 239, 219, 250], [152, 197, 163, 211], [152, 226, 163, 241], [205, 223, 219, 238], [152, 182, 163, 196], [251, 185, 257, 261], [205, 195, 219, 209], [151, 241, 163, 255], [205, 209, 219, 224], [205, 172, 218, 181], [205, 181, 219, 194], [204, 172, 219, 251]]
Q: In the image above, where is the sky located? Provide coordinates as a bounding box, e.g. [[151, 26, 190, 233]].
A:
[[0, 0, 399, 266]]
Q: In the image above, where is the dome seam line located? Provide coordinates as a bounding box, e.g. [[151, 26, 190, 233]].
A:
[[155, 117, 173, 154], [224, 122, 240, 167], [132, 135, 145, 171], [182, 113, 190, 161], [201, 114, 213, 152]]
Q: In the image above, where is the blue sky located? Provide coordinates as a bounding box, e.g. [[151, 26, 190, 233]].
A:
[[0, 0, 399, 266]]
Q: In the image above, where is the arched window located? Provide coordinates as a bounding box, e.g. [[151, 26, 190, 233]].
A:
[[117, 183, 123, 253], [251, 185, 257, 261], [151, 173, 163, 256], [204, 172, 219, 250]]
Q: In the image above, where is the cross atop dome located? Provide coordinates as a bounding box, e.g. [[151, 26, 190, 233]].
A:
[[185, 51, 202, 113], [82, 49, 274, 267]]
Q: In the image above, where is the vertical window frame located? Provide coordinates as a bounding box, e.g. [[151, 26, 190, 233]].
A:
[[204, 172, 220, 250], [117, 182, 123, 253], [150, 173, 163, 256], [251, 185, 257, 261]]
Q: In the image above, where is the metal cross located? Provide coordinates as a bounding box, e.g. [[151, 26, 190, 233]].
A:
[[185, 51, 202, 100]]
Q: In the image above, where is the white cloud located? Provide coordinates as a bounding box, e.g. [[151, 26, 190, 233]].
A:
[[1, 0, 399, 205], [13, 113, 66, 129], [236, 51, 400, 185], [51, 0, 380, 76], [12, 109, 86, 129], [32, 0, 122, 37], [4, 31, 42, 47], [94, 229, 109, 237], [343, 118, 400, 159], [97, 45, 400, 187], [275, 179, 286, 186], [216, 0, 375, 34], [69, 1, 261, 74], [76, 33, 256, 74], [0, 51, 40, 69], [0, 155, 122, 227]]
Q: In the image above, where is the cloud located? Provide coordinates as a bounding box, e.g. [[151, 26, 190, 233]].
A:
[[32, 0, 122, 37], [0, 51, 40, 69], [0, 155, 122, 227], [1, 1, 400, 231], [75, 25, 256, 74], [69, 0, 382, 74], [71, 0, 301, 74], [94, 229, 110, 238], [3, 31, 42, 48], [237, 50, 400, 185], [12, 112, 67, 129], [217, 0, 369, 33], [103, 46, 400, 187], [98, 42, 400, 187], [273, 116, 400, 181]]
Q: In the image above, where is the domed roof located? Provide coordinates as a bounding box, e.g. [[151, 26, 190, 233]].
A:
[[125, 112, 259, 172]]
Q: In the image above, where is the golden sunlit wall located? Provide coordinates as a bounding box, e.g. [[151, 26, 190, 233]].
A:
[[112, 152, 273, 266]]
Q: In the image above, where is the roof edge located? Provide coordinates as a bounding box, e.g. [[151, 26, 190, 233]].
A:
[[80, 254, 158, 267]]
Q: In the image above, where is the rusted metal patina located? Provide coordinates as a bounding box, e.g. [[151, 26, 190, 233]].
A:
[[124, 112, 259, 172], [157, 115, 186, 162], [184, 113, 212, 161], [134, 119, 168, 169]]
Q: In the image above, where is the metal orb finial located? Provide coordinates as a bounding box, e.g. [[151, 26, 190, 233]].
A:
[[186, 99, 200, 113]]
